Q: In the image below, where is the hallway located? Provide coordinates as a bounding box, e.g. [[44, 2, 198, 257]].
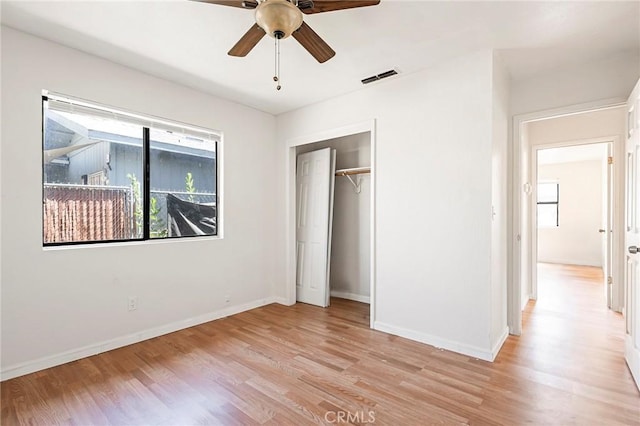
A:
[[499, 263, 638, 422]]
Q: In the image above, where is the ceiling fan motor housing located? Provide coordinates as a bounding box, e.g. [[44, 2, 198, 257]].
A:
[[255, 0, 303, 39]]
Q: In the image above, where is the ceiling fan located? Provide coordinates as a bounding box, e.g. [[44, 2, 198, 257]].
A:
[[194, 0, 381, 63]]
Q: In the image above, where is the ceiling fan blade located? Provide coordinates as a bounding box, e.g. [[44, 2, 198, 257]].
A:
[[228, 24, 266, 57], [191, 0, 258, 9], [299, 0, 380, 14], [292, 22, 335, 63]]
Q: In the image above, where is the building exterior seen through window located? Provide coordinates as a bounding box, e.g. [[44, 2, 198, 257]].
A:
[[42, 94, 219, 245]]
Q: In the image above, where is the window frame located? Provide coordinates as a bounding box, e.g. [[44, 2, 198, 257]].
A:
[[536, 182, 560, 228], [42, 92, 221, 247]]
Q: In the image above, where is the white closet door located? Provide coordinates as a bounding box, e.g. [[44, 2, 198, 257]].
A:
[[296, 148, 335, 307], [325, 149, 337, 307]]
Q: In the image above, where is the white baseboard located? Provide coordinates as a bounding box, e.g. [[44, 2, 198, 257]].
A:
[[611, 304, 623, 314], [1, 297, 280, 381], [271, 296, 292, 306], [537, 259, 602, 268], [373, 321, 495, 362], [330, 290, 370, 304], [491, 326, 510, 361]]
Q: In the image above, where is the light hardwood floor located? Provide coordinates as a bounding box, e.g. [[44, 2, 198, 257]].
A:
[[2, 264, 639, 425]]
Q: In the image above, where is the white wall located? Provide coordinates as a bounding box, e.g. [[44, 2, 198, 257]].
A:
[[331, 137, 371, 301], [527, 108, 627, 143], [1, 27, 278, 379], [511, 51, 640, 116], [491, 54, 509, 351], [277, 50, 505, 360], [537, 160, 604, 266]]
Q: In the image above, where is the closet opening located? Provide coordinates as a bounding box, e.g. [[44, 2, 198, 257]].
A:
[[285, 121, 375, 326]]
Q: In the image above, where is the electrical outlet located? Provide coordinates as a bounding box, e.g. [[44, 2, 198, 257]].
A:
[[128, 296, 138, 311], [225, 294, 231, 303]]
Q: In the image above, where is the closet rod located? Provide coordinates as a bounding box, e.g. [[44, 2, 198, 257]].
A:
[[335, 166, 371, 177]]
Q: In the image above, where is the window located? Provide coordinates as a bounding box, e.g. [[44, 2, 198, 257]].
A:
[[537, 182, 559, 228], [42, 93, 219, 245], [87, 171, 106, 186]]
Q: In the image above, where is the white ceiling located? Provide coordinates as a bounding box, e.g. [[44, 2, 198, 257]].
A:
[[538, 143, 608, 165], [1, 0, 639, 115]]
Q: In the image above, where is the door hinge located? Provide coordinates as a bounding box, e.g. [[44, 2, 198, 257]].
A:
[[607, 276, 613, 285], [608, 156, 613, 165]]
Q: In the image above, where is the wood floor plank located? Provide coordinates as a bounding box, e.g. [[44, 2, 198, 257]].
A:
[[2, 263, 639, 425]]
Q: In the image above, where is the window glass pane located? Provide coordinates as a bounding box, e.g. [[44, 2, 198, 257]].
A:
[[537, 183, 558, 203], [43, 105, 144, 244], [537, 204, 558, 228], [149, 128, 217, 238], [43, 94, 220, 245]]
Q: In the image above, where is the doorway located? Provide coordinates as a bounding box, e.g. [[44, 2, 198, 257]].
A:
[[510, 103, 627, 335], [533, 142, 612, 307], [285, 120, 376, 327]]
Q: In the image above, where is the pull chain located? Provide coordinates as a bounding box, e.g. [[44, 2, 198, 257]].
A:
[[273, 36, 281, 91]]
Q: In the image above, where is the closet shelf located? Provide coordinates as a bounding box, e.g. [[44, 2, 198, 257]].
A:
[[335, 167, 371, 177]]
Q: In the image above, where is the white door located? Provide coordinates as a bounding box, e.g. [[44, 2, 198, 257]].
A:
[[296, 148, 335, 307], [624, 80, 640, 390]]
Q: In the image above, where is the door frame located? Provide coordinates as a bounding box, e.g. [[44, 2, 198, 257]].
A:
[[530, 138, 617, 303], [285, 119, 377, 327], [509, 98, 626, 335]]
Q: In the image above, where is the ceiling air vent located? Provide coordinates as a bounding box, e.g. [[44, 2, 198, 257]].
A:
[[361, 69, 398, 85]]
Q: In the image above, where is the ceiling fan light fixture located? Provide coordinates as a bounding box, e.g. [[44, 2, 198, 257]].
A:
[[255, 0, 303, 39]]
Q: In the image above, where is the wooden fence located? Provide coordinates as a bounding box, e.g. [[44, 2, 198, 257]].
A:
[[43, 184, 134, 243]]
